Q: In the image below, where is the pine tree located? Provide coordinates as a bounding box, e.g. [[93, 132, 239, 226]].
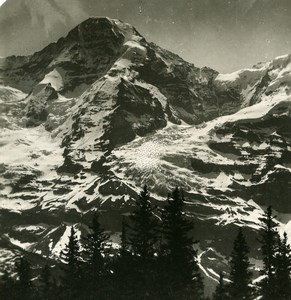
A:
[[213, 272, 229, 300], [274, 232, 291, 299], [127, 185, 159, 299], [39, 264, 54, 300], [259, 206, 279, 300], [229, 228, 253, 300], [120, 219, 129, 257], [60, 226, 82, 299], [112, 220, 136, 300], [15, 256, 33, 300], [129, 185, 158, 259], [83, 213, 109, 299], [161, 187, 204, 299]]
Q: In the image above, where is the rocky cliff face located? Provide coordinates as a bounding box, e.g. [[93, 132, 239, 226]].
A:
[[1, 17, 291, 295]]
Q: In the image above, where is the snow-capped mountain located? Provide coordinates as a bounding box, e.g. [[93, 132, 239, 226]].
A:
[[1, 17, 291, 295]]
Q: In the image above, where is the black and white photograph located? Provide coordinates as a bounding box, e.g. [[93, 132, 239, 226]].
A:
[[1, 0, 291, 299]]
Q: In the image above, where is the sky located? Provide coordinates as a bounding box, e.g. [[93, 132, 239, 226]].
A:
[[0, 0, 6, 6], [1, 0, 291, 73]]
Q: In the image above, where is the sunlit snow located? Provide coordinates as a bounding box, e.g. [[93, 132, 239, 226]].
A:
[[134, 140, 165, 173]]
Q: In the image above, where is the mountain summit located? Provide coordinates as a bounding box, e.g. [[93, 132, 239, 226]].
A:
[[1, 17, 291, 295]]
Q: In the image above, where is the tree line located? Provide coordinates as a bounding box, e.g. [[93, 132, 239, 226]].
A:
[[213, 206, 291, 300], [0, 187, 290, 300]]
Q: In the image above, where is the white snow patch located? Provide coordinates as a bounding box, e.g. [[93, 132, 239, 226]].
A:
[[51, 225, 82, 258], [132, 140, 166, 173], [0, 199, 36, 212], [216, 71, 240, 82], [40, 69, 64, 91], [8, 236, 35, 250], [211, 172, 232, 191]]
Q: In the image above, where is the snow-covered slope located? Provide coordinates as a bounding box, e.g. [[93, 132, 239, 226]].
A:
[[1, 17, 291, 296], [0, 85, 27, 129], [215, 54, 291, 109]]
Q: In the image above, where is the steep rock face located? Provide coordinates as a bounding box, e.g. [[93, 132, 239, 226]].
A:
[[0, 18, 140, 96], [138, 44, 220, 124], [26, 84, 58, 127]]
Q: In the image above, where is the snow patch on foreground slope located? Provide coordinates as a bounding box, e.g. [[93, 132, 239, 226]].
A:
[[49, 225, 82, 257]]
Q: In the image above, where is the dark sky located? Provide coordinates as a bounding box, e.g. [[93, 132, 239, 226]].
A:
[[1, 0, 291, 73]]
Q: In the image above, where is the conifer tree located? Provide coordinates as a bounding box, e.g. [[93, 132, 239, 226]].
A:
[[84, 213, 109, 277], [83, 213, 109, 299], [274, 232, 291, 299], [39, 264, 54, 300], [129, 185, 158, 259], [259, 206, 279, 300], [60, 226, 82, 299], [113, 220, 136, 300], [120, 219, 129, 257], [213, 272, 229, 300], [161, 187, 204, 299], [229, 228, 252, 299], [15, 256, 33, 299], [127, 185, 159, 299]]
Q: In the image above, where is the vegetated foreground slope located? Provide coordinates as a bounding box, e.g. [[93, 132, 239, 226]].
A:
[[1, 17, 291, 294]]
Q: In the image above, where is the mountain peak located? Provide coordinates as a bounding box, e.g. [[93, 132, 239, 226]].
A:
[[0, 16, 145, 95], [66, 16, 142, 44]]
